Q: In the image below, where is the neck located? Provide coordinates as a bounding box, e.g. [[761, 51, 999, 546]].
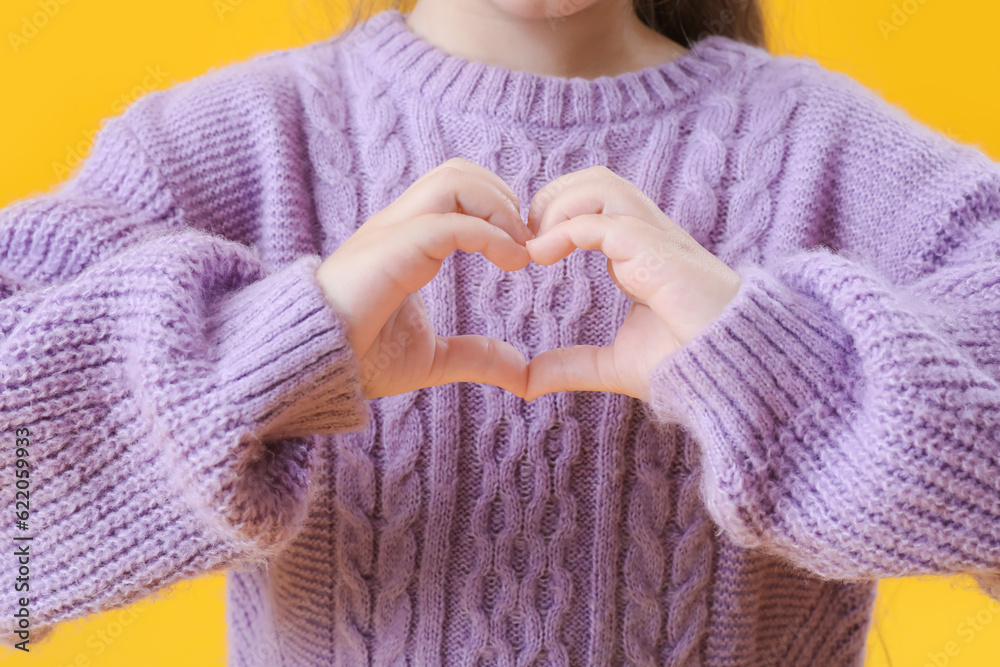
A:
[[404, 0, 688, 79]]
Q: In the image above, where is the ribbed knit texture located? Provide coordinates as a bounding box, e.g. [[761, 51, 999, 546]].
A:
[[3, 9, 1000, 665]]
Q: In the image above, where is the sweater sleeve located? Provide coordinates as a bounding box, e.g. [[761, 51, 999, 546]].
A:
[[0, 93, 368, 641], [645, 64, 1000, 597]]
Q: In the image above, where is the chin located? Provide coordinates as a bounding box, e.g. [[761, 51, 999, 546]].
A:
[[485, 0, 603, 21]]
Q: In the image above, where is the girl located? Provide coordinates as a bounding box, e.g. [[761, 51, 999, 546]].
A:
[[3, 0, 1000, 665]]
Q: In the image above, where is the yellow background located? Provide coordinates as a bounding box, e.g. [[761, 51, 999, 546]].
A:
[[2, 0, 1000, 664]]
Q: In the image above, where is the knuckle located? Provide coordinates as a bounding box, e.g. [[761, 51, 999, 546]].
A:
[[591, 164, 616, 179], [442, 156, 474, 171], [434, 164, 465, 181], [533, 187, 555, 206], [549, 169, 579, 191]]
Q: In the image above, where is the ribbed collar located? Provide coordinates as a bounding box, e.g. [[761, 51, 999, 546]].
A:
[[339, 9, 759, 128]]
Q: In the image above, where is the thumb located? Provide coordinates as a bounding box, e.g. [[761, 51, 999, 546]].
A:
[[428, 335, 529, 397], [524, 345, 619, 401]]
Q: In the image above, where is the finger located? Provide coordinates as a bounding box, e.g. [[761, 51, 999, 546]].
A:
[[414, 157, 522, 214], [388, 160, 531, 244], [607, 257, 630, 298], [334, 212, 532, 357], [524, 345, 622, 400], [448, 159, 523, 219], [380, 212, 531, 300], [526, 214, 671, 303], [389, 166, 527, 242], [405, 211, 532, 269], [527, 165, 662, 237], [428, 334, 529, 397]]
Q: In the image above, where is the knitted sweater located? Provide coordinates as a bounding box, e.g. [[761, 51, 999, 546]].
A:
[[3, 8, 1000, 665]]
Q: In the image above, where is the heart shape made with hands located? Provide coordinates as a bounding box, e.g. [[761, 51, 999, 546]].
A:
[[314, 158, 742, 406]]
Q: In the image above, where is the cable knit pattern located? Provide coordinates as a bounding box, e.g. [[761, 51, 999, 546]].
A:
[[4, 9, 1000, 666]]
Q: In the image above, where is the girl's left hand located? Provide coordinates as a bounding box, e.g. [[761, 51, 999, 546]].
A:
[[523, 166, 743, 402]]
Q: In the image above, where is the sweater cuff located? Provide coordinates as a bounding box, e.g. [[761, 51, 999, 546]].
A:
[[646, 263, 856, 548], [157, 254, 368, 551], [210, 253, 368, 435]]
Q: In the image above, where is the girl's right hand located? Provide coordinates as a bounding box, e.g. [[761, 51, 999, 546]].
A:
[[314, 158, 533, 400]]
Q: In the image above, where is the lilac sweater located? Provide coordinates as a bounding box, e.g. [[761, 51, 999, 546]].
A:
[[3, 8, 1000, 665]]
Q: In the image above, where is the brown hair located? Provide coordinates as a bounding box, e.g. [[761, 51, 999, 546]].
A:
[[323, 0, 767, 49], [635, 0, 766, 49]]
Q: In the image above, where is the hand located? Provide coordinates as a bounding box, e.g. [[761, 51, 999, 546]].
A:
[[314, 158, 534, 400], [523, 166, 742, 402]]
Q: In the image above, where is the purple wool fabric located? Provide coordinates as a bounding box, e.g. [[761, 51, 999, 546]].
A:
[[4, 8, 1000, 665]]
